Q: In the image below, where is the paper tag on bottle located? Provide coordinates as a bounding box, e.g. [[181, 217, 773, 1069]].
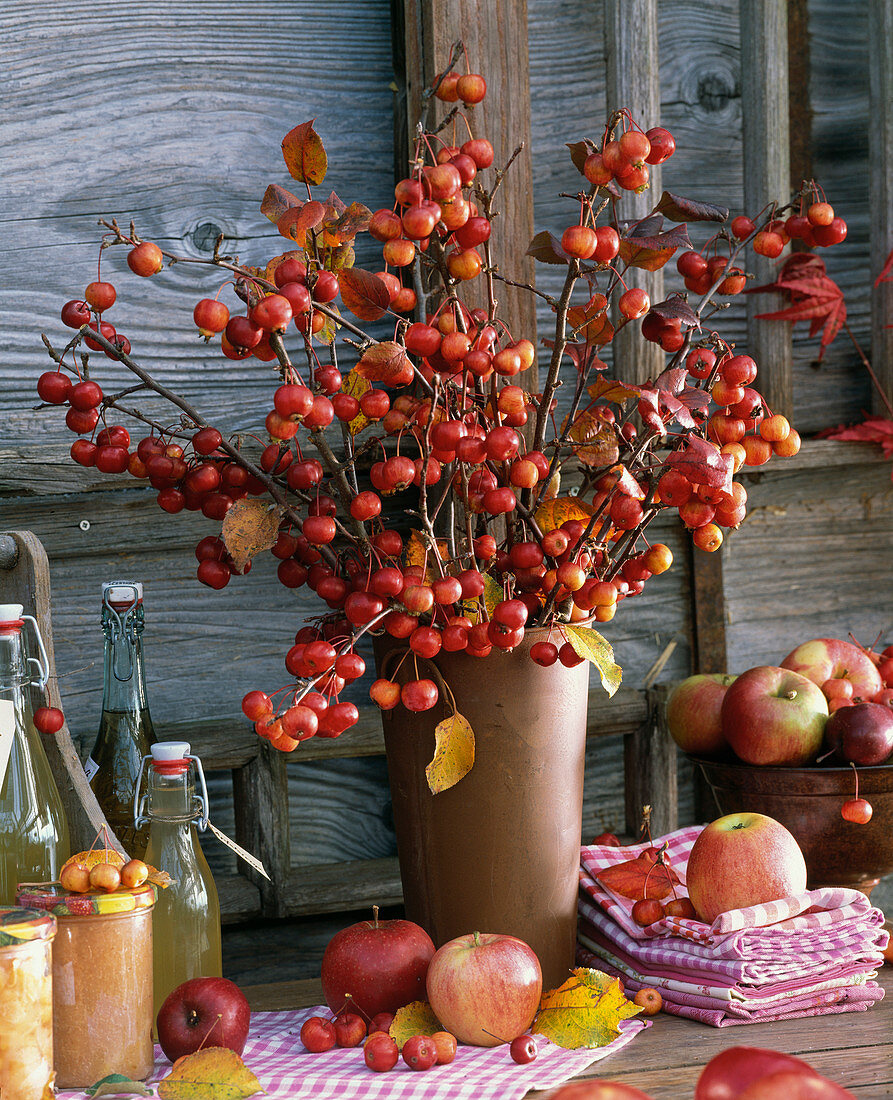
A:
[[0, 701, 13, 789], [83, 756, 99, 781], [206, 820, 271, 881]]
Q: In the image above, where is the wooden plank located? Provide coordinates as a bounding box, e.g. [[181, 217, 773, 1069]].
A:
[[624, 685, 678, 838], [217, 872, 262, 925], [604, 0, 664, 387], [397, 0, 538, 374], [277, 856, 404, 916], [690, 538, 728, 674], [869, 0, 893, 413], [740, 0, 794, 418], [232, 743, 291, 916]]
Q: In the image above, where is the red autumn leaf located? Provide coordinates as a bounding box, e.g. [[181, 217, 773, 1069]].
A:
[[281, 120, 328, 186], [649, 295, 701, 329], [276, 200, 326, 245], [566, 304, 615, 346], [355, 341, 411, 383], [553, 341, 608, 372], [260, 183, 302, 225], [597, 854, 681, 901], [320, 200, 373, 245], [566, 139, 595, 176], [338, 268, 390, 321], [874, 244, 893, 287], [618, 218, 692, 272], [565, 411, 619, 467], [654, 191, 729, 224], [748, 254, 846, 361], [527, 230, 573, 265], [588, 377, 639, 405], [821, 416, 893, 457], [666, 435, 733, 491], [324, 190, 348, 216]]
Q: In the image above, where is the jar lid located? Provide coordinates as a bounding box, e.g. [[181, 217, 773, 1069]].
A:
[[151, 741, 191, 775], [0, 906, 57, 945], [0, 603, 24, 625], [16, 883, 156, 917]]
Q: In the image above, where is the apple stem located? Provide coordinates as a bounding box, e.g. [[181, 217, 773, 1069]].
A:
[[473, 931, 482, 947], [480, 1027, 509, 1043], [850, 761, 859, 800], [372, 904, 379, 929], [196, 1013, 223, 1053]]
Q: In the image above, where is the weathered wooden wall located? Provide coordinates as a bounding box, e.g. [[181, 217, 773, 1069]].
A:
[[2, 0, 892, 969]]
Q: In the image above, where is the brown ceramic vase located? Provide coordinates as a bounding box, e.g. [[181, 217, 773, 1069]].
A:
[[693, 757, 893, 894], [375, 630, 590, 990]]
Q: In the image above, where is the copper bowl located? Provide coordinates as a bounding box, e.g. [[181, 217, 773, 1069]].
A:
[[691, 757, 893, 894]]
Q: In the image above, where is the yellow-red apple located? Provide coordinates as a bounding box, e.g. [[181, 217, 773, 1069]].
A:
[[665, 673, 737, 756], [720, 666, 828, 765], [425, 931, 541, 1046], [780, 638, 882, 703], [685, 813, 808, 922]]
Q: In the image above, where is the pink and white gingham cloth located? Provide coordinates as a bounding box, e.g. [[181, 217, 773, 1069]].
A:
[[56, 1007, 648, 1100], [577, 826, 888, 1027]]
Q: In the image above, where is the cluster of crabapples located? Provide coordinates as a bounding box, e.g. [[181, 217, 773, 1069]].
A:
[[36, 55, 848, 757], [58, 856, 149, 895], [299, 1004, 539, 1072]]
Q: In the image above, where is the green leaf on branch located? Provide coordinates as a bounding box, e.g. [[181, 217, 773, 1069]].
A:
[[533, 968, 642, 1049], [338, 268, 390, 321], [654, 191, 729, 224], [426, 712, 475, 794], [562, 625, 621, 696], [282, 119, 328, 185]]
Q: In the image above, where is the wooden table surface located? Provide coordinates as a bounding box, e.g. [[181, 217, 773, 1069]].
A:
[[243, 965, 892, 1098]]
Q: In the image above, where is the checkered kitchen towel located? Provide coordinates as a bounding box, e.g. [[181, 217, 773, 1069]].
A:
[[58, 1007, 648, 1100], [577, 826, 887, 1025]]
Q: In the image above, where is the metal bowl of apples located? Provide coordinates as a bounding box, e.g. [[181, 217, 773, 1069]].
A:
[[668, 637, 893, 895]]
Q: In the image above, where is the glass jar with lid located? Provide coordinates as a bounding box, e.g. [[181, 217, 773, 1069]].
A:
[[16, 882, 155, 1088], [0, 906, 56, 1100]]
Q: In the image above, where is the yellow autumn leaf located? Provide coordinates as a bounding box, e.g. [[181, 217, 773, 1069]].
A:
[[533, 967, 642, 1049], [534, 496, 593, 533], [425, 712, 475, 794], [341, 368, 371, 436], [221, 498, 282, 571], [564, 413, 620, 467], [405, 531, 450, 581], [390, 1001, 443, 1047], [587, 377, 639, 405], [562, 624, 622, 697], [157, 1047, 263, 1100]]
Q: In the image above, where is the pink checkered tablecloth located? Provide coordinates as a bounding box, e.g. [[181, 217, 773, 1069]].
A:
[[56, 1006, 648, 1100]]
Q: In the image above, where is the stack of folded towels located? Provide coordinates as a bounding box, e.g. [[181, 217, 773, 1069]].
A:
[[577, 825, 888, 1026]]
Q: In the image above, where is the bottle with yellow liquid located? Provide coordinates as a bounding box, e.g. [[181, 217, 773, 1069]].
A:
[[85, 581, 157, 859], [137, 741, 221, 1014], [0, 603, 70, 906]]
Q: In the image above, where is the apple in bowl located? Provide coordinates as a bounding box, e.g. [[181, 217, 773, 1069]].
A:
[[665, 673, 737, 756], [685, 812, 808, 922], [780, 637, 882, 703], [720, 666, 828, 766]]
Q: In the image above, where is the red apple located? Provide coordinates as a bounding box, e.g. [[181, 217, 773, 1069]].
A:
[[780, 638, 883, 703], [685, 813, 808, 922], [823, 701, 893, 764], [320, 908, 435, 1019], [721, 665, 828, 765], [156, 977, 250, 1062], [425, 931, 542, 1046], [665, 673, 737, 756], [695, 1047, 825, 1100], [738, 1070, 856, 1099], [548, 1082, 655, 1099]]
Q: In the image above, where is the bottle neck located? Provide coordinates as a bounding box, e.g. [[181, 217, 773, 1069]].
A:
[[147, 765, 197, 822], [0, 624, 28, 690], [101, 604, 151, 713]]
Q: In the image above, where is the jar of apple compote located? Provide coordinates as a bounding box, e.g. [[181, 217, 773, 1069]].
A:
[[16, 882, 155, 1088], [0, 907, 56, 1100]]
